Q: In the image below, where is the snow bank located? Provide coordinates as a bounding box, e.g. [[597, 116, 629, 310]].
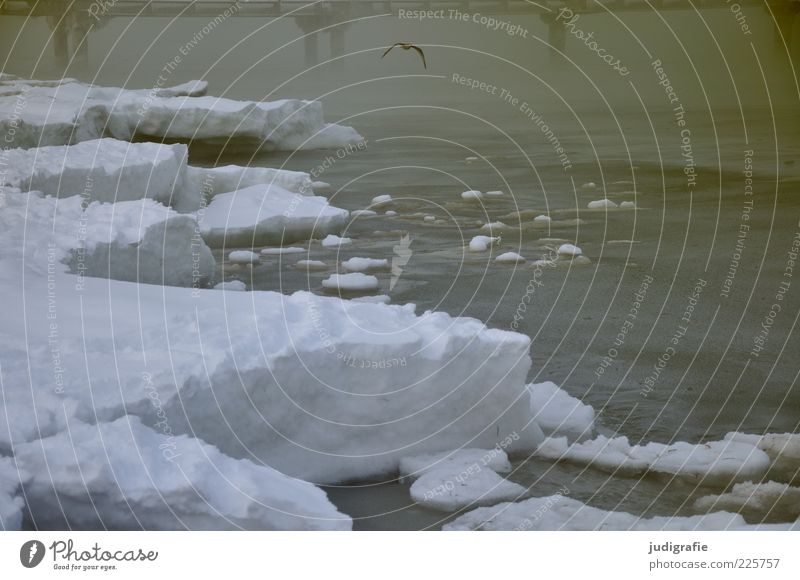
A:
[[399, 448, 513, 479], [0, 191, 214, 288], [0, 78, 363, 151], [444, 495, 783, 531], [694, 481, 800, 522], [0, 457, 26, 530], [199, 184, 349, 248], [536, 435, 770, 485], [16, 416, 351, 530], [528, 382, 595, 443]]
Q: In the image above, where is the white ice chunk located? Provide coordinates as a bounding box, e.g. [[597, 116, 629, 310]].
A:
[[322, 273, 379, 292], [341, 257, 390, 272], [468, 236, 499, 252], [0, 79, 362, 151], [295, 259, 328, 270], [371, 194, 393, 206], [558, 243, 582, 257], [620, 201, 636, 208], [384, 210, 398, 217], [529, 382, 595, 443], [587, 198, 618, 209], [200, 184, 349, 247], [537, 435, 771, 485], [227, 250, 260, 264], [410, 467, 526, 512], [480, 221, 509, 233], [533, 214, 551, 223], [725, 432, 800, 483], [321, 234, 352, 247], [0, 138, 197, 210], [582, 182, 597, 190], [16, 416, 351, 530], [261, 246, 306, 255], [485, 190, 504, 197], [444, 494, 778, 531], [0, 191, 214, 288], [186, 164, 313, 197], [495, 252, 526, 264], [694, 481, 800, 522], [461, 190, 483, 201]]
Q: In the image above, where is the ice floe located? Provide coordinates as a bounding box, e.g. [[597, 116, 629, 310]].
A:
[[694, 481, 800, 522], [587, 199, 618, 209], [261, 246, 306, 255], [557, 243, 583, 257], [400, 448, 525, 512], [536, 435, 771, 485], [199, 185, 349, 248], [322, 273, 379, 292], [468, 236, 500, 252], [228, 250, 260, 264], [16, 416, 351, 530], [321, 234, 352, 247], [495, 252, 526, 264], [725, 432, 800, 483], [295, 259, 328, 270], [341, 257, 390, 272], [528, 382, 595, 443], [0, 190, 214, 288], [444, 495, 790, 531], [371, 194, 393, 207], [461, 190, 483, 201], [0, 77, 362, 150]]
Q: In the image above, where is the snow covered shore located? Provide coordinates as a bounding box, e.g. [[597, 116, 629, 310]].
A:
[[0, 76, 363, 150], [2, 75, 798, 531]]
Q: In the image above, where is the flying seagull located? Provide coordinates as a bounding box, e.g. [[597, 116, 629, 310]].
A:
[[382, 43, 427, 69]]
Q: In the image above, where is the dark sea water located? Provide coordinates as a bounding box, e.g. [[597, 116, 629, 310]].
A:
[[3, 6, 799, 528]]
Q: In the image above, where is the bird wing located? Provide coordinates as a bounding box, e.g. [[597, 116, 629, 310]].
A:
[[410, 45, 427, 69], [382, 44, 402, 59]]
